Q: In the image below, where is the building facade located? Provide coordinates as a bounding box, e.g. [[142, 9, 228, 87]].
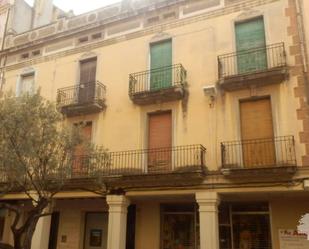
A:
[[0, 0, 309, 249]]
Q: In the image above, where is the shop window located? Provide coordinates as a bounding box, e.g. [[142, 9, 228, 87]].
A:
[[161, 203, 199, 249], [219, 202, 272, 249]]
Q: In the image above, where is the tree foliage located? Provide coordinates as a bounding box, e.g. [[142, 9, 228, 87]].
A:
[[0, 92, 96, 249]]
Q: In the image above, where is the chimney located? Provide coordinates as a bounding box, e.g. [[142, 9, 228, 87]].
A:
[[32, 0, 53, 28]]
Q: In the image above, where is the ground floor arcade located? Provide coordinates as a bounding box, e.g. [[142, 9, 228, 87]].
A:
[[0, 190, 308, 249]]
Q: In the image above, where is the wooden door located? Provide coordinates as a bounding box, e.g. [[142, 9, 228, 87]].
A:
[[79, 58, 97, 104], [72, 122, 92, 177], [240, 98, 275, 168], [235, 17, 267, 74], [148, 112, 172, 172], [150, 40, 172, 90]]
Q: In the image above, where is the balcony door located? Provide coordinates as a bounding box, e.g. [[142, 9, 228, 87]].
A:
[[150, 40, 172, 90], [240, 98, 275, 168], [79, 58, 97, 104], [73, 122, 92, 177], [235, 17, 267, 74], [148, 112, 172, 173]]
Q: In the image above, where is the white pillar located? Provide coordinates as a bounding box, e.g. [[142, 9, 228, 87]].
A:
[[31, 213, 51, 249], [106, 195, 130, 249], [196, 192, 220, 249]]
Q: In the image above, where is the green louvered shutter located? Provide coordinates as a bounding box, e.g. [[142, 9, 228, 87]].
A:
[[235, 17, 267, 74], [150, 40, 172, 90]]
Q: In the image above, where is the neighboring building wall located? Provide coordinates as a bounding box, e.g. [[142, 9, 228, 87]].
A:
[[0, 1, 9, 48], [32, 0, 54, 29], [8, 0, 32, 34]]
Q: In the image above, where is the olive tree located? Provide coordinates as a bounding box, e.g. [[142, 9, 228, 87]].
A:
[[0, 92, 97, 249]]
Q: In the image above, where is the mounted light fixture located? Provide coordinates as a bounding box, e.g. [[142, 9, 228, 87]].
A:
[[203, 85, 216, 107]]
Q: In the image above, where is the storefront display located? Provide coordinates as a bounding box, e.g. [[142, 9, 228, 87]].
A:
[[219, 203, 271, 249], [161, 204, 198, 249]]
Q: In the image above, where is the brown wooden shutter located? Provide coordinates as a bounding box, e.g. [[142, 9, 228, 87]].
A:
[[80, 58, 97, 84], [73, 122, 92, 176], [148, 112, 172, 172], [240, 98, 275, 168], [79, 58, 97, 103]]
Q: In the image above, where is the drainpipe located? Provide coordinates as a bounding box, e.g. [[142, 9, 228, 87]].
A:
[[295, 0, 309, 102], [0, 5, 11, 92]]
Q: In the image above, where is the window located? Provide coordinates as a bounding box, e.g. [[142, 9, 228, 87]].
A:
[[91, 33, 102, 40], [78, 36, 89, 44], [32, 50, 41, 57], [20, 53, 29, 60], [17, 73, 35, 96]]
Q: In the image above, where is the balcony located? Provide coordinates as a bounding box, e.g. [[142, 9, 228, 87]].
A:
[[129, 64, 187, 105], [70, 145, 206, 186], [221, 136, 297, 177], [57, 81, 106, 117], [218, 43, 288, 91]]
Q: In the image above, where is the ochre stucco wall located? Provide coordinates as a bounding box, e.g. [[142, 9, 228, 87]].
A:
[[135, 202, 160, 249], [271, 197, 309, 249], [3, 0, 305, 170]]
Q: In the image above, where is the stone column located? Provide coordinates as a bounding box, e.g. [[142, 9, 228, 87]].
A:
[[196, 192, 220, 249], [106, 195, 130, 249], [31, 212, 51, 249]]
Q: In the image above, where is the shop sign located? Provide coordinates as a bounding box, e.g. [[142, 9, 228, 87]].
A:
[[279, 229, 309, 249]]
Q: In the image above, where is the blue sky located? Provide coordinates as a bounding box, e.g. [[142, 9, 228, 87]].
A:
[[25, 0, 120, 15]]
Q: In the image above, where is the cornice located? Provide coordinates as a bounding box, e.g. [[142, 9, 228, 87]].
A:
[[4, 0, 279, 72]]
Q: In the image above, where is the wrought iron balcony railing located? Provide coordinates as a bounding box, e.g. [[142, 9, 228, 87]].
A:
[[218, 43, 287, 79], [221, 136, 296, 169], [129, 64, 187, 96], [70, 144, 206, 178], [57, 81, 106, 109]]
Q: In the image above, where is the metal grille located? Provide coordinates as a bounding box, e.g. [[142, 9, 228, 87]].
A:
[[69, 144, 206, 178], [221, 136, 296, 169], [129, 64, 187, 96], [218, 43, 286, 79], [57, 81, 106, 107]]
